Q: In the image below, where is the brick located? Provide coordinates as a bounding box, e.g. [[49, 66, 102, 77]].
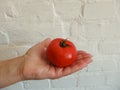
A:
[[74, 40, 98, 56], [0, 2, 8, 21], [51, 76, 77, 88], [4, 6, 18, 20], [69, 21, 84, 38], [87, 0, 113, 3], [78, 73, 106, 87], [98, 40, 120, 55], [0, 1, 19, 21], [14, 46, 30, 56], [51, 87, 85, 90], [0, 0, 53, 22], [87, 55, 119, 72], [5, 22, 63, 44], [86, 86, 118, 90], [1, 82, 23, 90], [93, 54, 119, 61], [87, 60, 103, 72], [84, 21, 120, 40], [87, 0, 96, 3], [84, 2, 115, 19], [22, 80, 49, 89], [0, 31, 8, 44], [106, 72, 120, 88], [0, 47, 17, 60], [0, 45, 30, 60], [116, 59, 120, 71], [84, 23, 102, 40], [14, 0, 53, 22], [101, 60, 117, 72], [54, 0, 82, 20], [22, 81, 30, 89], [103, 22, 120, 40]]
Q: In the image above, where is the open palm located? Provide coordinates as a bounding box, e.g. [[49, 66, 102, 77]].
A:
[[22, 38, 92, 80]]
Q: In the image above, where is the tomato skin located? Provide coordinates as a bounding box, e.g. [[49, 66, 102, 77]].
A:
[[46, 38, 77, 67]]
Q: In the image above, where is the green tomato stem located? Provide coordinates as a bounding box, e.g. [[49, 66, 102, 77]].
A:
[[59, 39, 69, 48]]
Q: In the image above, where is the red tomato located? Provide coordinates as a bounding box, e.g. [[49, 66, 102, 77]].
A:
[[46, 38, 77, 67]]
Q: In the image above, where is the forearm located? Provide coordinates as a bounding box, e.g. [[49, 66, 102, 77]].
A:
[[0, 56, 24, 88]]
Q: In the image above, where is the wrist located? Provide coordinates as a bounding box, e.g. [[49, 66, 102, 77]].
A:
[[0, 56, 25, 88], [18, 55, 25, 81]]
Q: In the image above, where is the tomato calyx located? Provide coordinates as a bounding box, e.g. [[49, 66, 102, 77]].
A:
[[59, 39, 69, 48]]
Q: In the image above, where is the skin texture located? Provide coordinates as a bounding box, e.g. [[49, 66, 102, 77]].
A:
[[0, 38, 92, 88]]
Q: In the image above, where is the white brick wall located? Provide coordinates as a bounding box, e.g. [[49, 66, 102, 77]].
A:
[[0, 0, 120, 90], [84, 1, 115, 19]]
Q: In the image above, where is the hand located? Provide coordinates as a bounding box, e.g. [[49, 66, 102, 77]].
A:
[[21, 38, 92, 80]]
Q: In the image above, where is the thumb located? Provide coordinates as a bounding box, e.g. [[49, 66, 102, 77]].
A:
[[26, 38, 51, 56], [31, 38, 51, 54], [40, 38, 51, 48]]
